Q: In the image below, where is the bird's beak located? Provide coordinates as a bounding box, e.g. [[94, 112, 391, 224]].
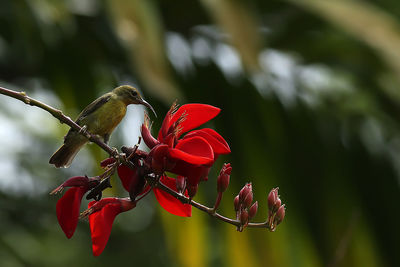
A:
[[138, 99, 157, 117]]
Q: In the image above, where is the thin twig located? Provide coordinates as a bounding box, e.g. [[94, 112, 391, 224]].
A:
[[0, 86, 270, 230], [0, 86, 116, 157], [154, 179, 269, 229]]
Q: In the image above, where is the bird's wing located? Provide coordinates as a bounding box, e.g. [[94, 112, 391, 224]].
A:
[[76, 93, 112, 124]]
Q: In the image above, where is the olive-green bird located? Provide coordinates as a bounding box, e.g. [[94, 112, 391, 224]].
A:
[[49, 85, 156, 168]]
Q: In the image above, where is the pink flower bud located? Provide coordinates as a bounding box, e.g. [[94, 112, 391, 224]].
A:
[[239, 209, 249, 226], [243, 190, 253, 208], [234, 195, 240, 211], [176, 176, 186, 194], [239, 183, 252, 203], [267, 187, 278, 211], [273, 198, 282, 213], [275, 205, 285, 225], [248, 201, 258, 219], [217, 163, 232, 193]]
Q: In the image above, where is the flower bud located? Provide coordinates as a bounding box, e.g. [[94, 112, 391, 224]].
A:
[[176, 176, 186, 194], [239, 183, 252, 203], [273, 198, 282, 213], [267, 187, 278, 211], [234, 195, 240, 211], [141, 122, 160, 149], [217, 163, 232, 193], [243, 190, 253, 208], [239, 209, 249, 226], [187, 184, 198, 199], [275, 205, 285, 225], [248, 201, 258, 219]]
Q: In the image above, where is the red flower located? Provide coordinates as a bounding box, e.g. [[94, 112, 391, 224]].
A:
[[87, 198, 136, 256], [54, 102, 232, 256], [142, 103, 231, 187], [52, 176, 99, 238]]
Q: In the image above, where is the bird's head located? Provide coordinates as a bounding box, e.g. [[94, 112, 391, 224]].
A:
[[113, 85, 156, 117]]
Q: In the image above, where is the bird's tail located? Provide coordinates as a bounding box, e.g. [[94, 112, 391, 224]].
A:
[[49, 141, 86, 168]]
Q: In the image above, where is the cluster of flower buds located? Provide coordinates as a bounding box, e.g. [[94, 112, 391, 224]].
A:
[[234, 183, 258, 231], [267, 187, 285, 231]]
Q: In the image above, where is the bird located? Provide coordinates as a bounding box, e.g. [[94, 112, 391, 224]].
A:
[[49, 85, 156, 168]]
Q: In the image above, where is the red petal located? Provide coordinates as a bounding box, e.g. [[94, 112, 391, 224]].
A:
[[158, 107, 173, 142], [56, 187, 87, 239], [117, 165, 137, 192], [171, 104, 220, 136], [184, 128, 230, 155], [141, 123, 160, 149], [168, 148, 213, 165], [153, 176, 191, 217], [176, 136, 213, 158], [168, 136, 214, 165], [89, 199, 121, 257]]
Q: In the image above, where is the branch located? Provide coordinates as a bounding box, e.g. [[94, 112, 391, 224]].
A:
[[0, 86, 274, 231], [151, 176, 269, 229], [0, 86, 116, 156]]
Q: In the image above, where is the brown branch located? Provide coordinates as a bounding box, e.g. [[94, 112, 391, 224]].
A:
[[0, 86, 116, 157], [153, 177, 270, 229], [0, 86, 270, 230]]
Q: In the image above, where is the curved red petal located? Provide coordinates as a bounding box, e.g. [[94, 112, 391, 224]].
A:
[[176, 136, 213, 158], [184, 129, 230, 155], [158, 107, 173, 142], [89, 200, 121, 257], [171, 104, 220, 136], [117, 165, 137, 192], [168, 148, 213, 165], [168, 136, 214, 165], [153, 176, 191, 217], [56, 187, 87, 239], [141, 123, 159, 149]]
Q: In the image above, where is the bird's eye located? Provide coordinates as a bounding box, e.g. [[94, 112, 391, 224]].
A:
[[130, 90, 138, 97]]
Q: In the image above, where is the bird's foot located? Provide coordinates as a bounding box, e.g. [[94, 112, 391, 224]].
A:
[[110, 147, 126, 163], [79, 125, 91, 138], [79, 125, 87, 134]]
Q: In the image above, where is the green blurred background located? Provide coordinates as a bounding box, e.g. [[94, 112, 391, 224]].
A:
[[0, 0, 399, 266]]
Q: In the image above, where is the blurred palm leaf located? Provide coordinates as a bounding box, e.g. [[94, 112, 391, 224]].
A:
[[107, 0, 181, 103], [289, 0, 400, 101]]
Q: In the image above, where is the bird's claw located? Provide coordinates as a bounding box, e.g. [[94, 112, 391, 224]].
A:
[[79, 125, 88, 134], [110, 147, 126, 164]]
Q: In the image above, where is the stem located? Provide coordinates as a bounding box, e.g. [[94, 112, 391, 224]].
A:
[[212, 192, 223, 213], [155, 179, 270, 229], [0, 86, 116, 157]]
